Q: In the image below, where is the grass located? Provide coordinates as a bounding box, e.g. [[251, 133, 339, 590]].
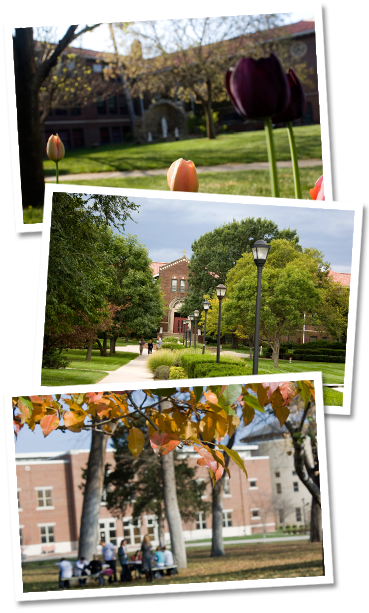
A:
[[43, 125, 322, 176], [323, 387, 343, 406], [22, 540, 324, 592], [41, 349, 139, 386], [65, 166, 322, 199], [23, 207, 44, 224], [251, 358, 345, 385]]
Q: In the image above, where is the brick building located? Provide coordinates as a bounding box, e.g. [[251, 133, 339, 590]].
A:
[[16, 444, 276, 557], [41, 20, 320, 150], [150, 255, 190, 335]]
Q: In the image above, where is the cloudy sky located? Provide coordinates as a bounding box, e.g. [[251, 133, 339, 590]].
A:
[[121, 196, 355, 273]]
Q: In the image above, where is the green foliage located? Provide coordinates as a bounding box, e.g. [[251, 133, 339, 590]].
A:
[[323, 388, 343, 406], [41, 348, 70, 369], [153, 365, 170, 380], [180, 353, 244, 378], [193, 363, 249, 378], [293, 348, 345, 357], [147, 349, 179, 373], [181, 221, 299, 315], [294, 354, 345, 363], [169, 367, 187, 379]]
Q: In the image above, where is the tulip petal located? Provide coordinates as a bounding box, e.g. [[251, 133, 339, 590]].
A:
[[167, 158, 198, 192], [272, 69, 306, 124], [310, 175, 324, 200]]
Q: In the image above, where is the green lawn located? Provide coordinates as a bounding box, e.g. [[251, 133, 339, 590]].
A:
[[323, 387, 343, 406], [66, 166, 322, 199], [247, 358, 345, 385], [41, 349, 139, 386], [44, 125, 322, 176], [22, 540, 324, 592], [23, 206, 44, 224]]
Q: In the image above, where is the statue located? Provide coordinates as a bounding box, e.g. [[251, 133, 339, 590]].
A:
[[147, 131, 153, 143], [161, 116, 168, 139]]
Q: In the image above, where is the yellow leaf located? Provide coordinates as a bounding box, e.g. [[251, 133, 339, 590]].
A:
[[128, 427, 145, 458]]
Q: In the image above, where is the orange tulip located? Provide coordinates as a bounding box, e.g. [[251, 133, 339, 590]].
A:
[[167, 158, 199, 192], [46, 134, 65, 162], [310, 175, 324, 201]]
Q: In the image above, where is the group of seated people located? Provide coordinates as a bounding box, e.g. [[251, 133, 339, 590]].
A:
[[58, 544, 176, 589]]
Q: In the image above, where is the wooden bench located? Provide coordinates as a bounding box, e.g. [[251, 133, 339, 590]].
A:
[[60, 572, 103, 587], [152, 564, 178, 576]]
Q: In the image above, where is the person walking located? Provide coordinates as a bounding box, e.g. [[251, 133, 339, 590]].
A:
[[141, 534, 153, 582], [156, 337, 163, 350], [148, 339, 153, 354], [101, 539, 117, 583], [139, 337, 145, 355], [118, 539, 131, 582]]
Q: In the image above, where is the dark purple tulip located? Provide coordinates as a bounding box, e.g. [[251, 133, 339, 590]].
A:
[[272, 69, 306, 123], [225, 53, 290, 120]]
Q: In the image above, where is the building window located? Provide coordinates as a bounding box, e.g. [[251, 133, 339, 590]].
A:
[[222, 510, 232, 527], [70, 106, 81, 116], [196, 512, 207, 530], [275, 472, 280, 478], [72, 128, 84, 148], [108, 96, 118, 114], [296, 508, 302, 522], [100, 127, 110, 144], [146, 517, 158, 542], [40, 525, 54, 544], [111, 126, 121, 143], [55, 108, 68, 116], [119, 95, 128, 115], [292, 470, 297, 475], [251, 509, 260, 519], [93, 62, 103, 73], [310, 336, 317, 342], [122, 518, 141, 545], [36, 488, 53, 508], [180, 279, 186, 293], [249, 479, 257, 489], [279, 510, 284, 523], [293, 482, 299, 492], [97, 98, 107, 115], [276, 483, 282, 494], [171, 279, 177, 292], [223, 476, 230, 495], [19, 527, 23, 547], [99, 520, 117, 546], [17, 490, 21, 509]]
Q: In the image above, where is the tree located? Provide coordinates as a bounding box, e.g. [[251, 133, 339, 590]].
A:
[[181, 218, 299, 317], [13, 25, 100, 208], [13, 380, 317, 556], [223, 239, 326, 366], [108, 24, 137, 140], [43, 192, 139, 362], [130, 16, 281, 139]]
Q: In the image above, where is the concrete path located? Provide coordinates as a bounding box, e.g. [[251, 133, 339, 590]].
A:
[[98, 344, 153, 384], [46, 158, 323, 183], [186, 535, 310, 548]]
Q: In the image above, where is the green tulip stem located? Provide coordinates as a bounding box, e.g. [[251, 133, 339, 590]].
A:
[[264, 118, 279, 198], [55, 160, 59, 184], [286, 121, 302, 199]]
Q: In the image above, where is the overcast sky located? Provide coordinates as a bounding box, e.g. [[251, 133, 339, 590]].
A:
[[120, 196, 355, 273]]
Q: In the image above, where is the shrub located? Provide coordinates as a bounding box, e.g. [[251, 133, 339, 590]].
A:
[[294, 354, 345, 363], [193, 363, 250, 378], [181, 353, 244, 378], [153, 365, 170, 380], [293, 348, 345, 357], [42, 349, 70, 369], [169, 367, 187, 380], [323, 388, 343, 406], [147, 349, 178, 373]]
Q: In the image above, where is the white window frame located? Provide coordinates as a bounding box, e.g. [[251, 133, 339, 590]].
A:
[[179, 279, 186, 293], [38, 523, 55, 544], [248, 478, 258, 489], [146, 515, 159, 543], [35, 487, 54, 510], [222, 510, 232, 528], [250, 508, 260, 520], [99, 518, 118, 546], [17, 488, 22, 512], [296, 507, 302, 522], [195, 512, 207, 530], [223, 475, 231, 497], [122, 517, 142, 546], [293, 482, 299, 492], [276, 483, 282, 494], [171, 278, 178, 292]]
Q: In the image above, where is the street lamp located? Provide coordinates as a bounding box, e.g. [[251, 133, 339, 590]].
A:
[[189, 314, 195, 348], [251, 239, 271, 375], [202, 300, 210, 354], [193, 309, 199, 349], [215, 284, 227, 363]]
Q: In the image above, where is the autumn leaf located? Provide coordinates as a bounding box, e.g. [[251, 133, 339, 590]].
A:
[[278, 381, 298, 405], [227, 414, 240, 438], [195, 445, 225, 482], [63, 409, 88, 428], [178, 419, 199, 440], [40, 414, 59, 437], [193, 386, 203, 403], [298, 380, 315, 405], [269, 388, 290, 426], [84, 392, 104, 403], [150, 432, 180, 455], [242, 405, 255, 426], [203, 390, 219, 405], [242, 391, 265, 413], [218, 444, 248, 478], [128, 427, 145, 458]]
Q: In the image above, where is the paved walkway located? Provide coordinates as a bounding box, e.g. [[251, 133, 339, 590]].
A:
[[186, 535, 310, 548], [99, 345, 153, 384], [46, 158, 323, 183]]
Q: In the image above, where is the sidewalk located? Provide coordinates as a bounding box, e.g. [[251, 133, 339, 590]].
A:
[[46, 158, 323, 183], [186, 535, 310, 547], [98, 345, 153, 384]]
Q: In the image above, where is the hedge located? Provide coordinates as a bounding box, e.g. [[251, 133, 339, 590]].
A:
[[293, 348, 345, 356], [169, 367, 187, 380], [181, 353, 244, 378], [193, 363, 250, 378], [293, 354, 345, 363]]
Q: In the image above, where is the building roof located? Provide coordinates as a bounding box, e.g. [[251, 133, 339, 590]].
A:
[[328, 270, 351, 287], [150, 262, 167, 276]]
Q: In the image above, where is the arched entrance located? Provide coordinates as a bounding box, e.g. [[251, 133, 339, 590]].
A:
[[168, 298, 187, 334]]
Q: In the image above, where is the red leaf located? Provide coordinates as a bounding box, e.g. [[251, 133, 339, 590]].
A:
[[195, 446, 224, 480], [40, 414, 59, 437], [85, 392, 104, 403], [150, 432, 180, 455], [278, 381, 297, 405]]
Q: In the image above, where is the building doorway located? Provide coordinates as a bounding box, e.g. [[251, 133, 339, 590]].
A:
[[173, 312, 186, 333]]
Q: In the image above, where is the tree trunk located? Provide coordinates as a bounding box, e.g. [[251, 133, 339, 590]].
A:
[[211, 478, 225, 556], [272, 337, 280, 368], [310, 497, 322, 542], [110, 336, 117, 355], [96, 334, 108, 356], [109, 24, 137, 141], [78, 429, 107, 560], [158, 513, 166, 548], [249, 342, 253, 361], [159, 398, 187, 568], [13, 28, 45, 209], [202, 82, 216, 139], [231, 335, 239, 349], [86, 338, 93, 361]]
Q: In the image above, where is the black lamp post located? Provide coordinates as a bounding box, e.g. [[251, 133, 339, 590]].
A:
[[193, 309, 199, 349], [202, 300, 210, 354], [215, 284, 227, 363], [189, 314, 195, 347], [251, 239, 271, 375]]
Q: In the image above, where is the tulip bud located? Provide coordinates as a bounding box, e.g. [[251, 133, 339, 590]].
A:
[[272, 69, 306, 124], [167, 158, 199, 192], [46, 134, 65, 162], [310, 176, 324, 201], [225, 53, 290, 120]]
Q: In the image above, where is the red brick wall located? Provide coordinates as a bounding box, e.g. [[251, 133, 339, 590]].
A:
[[158, 258, 189, 332]]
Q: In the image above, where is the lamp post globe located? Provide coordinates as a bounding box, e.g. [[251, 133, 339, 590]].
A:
[[193, 309, 199, 349], [202, 299, 210, 355], [251, 239, 271, 375], [215, 284, 227, 363]]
